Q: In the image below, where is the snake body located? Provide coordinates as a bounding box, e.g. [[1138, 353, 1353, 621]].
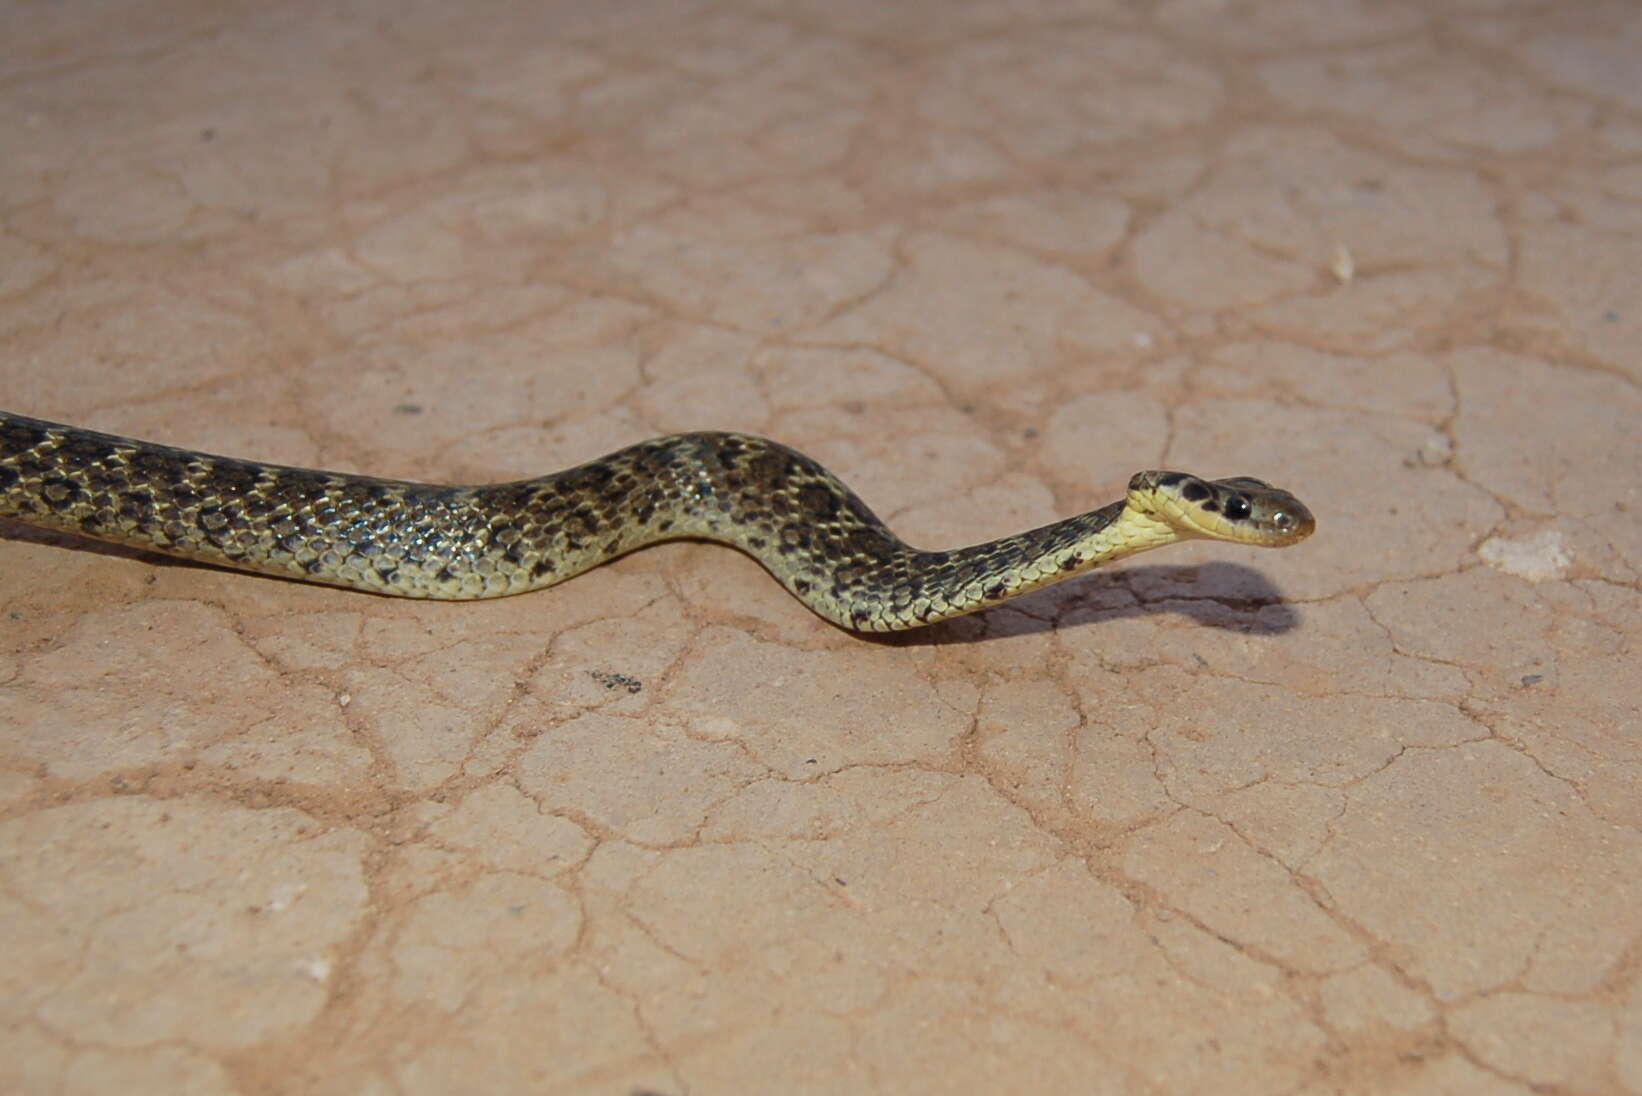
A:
[[0, 410, 1313, 631]]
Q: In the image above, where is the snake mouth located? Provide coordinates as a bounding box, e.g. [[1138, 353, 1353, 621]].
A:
[[1226, 501, 1315, 547]]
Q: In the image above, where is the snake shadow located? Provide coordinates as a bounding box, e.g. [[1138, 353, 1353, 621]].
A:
[[857, 561, 1305, 647], [1, 523, 1303, 647], [2, 520, 207, 564], [0, 519, 280, 589]]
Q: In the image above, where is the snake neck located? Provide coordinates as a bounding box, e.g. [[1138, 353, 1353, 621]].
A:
[[536, 433, 1189, 632], [746, 496, 1167, 632]]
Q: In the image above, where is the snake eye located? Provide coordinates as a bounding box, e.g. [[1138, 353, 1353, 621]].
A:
[[1224, 495, 1252, 521]]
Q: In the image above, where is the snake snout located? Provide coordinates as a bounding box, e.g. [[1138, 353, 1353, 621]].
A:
[[1219, 477, 1315, 546], [1266, 498, 1316, 543]]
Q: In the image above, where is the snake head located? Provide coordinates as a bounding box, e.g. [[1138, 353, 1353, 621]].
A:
[[1128, 471, 1315, 547]]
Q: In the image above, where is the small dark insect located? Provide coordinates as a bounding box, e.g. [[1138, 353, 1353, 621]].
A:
[[589, 670, 643, 694]]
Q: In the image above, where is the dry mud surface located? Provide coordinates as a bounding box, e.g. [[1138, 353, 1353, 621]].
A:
[[2, 2, 1640, 1093]]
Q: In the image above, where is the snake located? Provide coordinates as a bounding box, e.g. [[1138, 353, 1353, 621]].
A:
[[0, 409, 1313, 632]]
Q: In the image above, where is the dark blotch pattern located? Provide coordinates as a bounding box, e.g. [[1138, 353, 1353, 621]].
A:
[[0, 411, 1274, 631]]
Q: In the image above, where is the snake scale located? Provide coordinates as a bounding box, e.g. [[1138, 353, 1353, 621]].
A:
[[0, 410, 1313, 631]]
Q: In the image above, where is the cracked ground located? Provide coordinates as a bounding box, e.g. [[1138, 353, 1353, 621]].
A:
[[3, 1, 1641, 1093]]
